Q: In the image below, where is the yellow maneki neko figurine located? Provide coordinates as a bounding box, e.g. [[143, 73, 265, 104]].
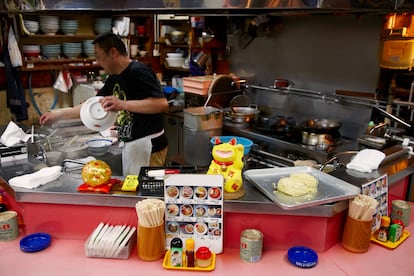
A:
[[207, 136, 245, 199]]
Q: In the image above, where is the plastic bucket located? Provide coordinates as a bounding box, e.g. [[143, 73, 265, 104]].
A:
[[210, 136, 253, 155]]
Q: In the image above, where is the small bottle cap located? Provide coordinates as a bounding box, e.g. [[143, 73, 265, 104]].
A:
[[171, 237, 183, 248], [196, 246, 211, 260], [381, 216, 391, 227], [186, 238, 195, 251]]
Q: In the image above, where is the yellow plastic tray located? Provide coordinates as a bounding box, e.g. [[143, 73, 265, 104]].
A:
[[371, 229, 410, 249], [162, 250, 216, 271]]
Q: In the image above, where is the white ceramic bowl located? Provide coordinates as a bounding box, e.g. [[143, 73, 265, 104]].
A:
[[166, 57, 185, 67], [86, 138, 112, 156], [80, 96, 117, 132], [24, 20, 39, 34], [166, 52, 183, 58]]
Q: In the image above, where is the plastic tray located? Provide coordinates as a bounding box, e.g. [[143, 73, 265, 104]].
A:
[[371, 229, 410, 249], [244, 166, 361, 210], [162, 250, 216, 271]]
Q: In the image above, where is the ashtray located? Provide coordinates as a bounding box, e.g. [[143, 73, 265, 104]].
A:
[[287, 246, 318, 268], [20, 233, 51, 253]]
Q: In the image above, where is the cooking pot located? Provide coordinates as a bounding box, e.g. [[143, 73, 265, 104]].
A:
[[223, 105, 260, 124], [300, 118, 342, 134], [301, 131, 334, 149]]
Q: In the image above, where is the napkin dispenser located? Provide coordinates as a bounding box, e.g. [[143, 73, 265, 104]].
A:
[[0, 143, 27, 166]]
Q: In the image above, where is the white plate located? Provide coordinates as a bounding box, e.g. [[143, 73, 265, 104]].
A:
[[80, 96, 117, 132]]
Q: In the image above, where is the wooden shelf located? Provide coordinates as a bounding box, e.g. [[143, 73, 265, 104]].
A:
[[21, 34, 97, 44], [21, 58, 100, 71], [163, 64, 189, 72]]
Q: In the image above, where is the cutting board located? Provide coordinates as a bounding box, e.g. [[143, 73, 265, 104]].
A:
[[183, 75, 224, 95]]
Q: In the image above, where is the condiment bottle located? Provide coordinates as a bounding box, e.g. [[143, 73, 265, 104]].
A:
[[196, 246, 212, 268], [0, 195, 8, 213], [377, 215, 390, 242], [170, 237, 183, 267], [185, 238, 195, 267]]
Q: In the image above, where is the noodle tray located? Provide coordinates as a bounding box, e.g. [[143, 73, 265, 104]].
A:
[[244, 166, 361, 210]]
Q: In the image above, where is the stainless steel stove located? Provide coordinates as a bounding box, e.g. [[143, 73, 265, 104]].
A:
[[224, 120, 358, 169]]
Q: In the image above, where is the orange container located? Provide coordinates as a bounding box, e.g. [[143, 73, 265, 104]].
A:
[[379, 39, 414, 70]]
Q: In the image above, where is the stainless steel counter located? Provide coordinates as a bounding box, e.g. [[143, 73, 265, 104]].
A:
[[2, 135, 413, 219]]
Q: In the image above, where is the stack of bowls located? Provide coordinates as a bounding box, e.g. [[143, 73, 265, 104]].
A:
[[94, 18, 112, 35], [166, 53, 185, 68], [166, 57, 185, 67], [82, 40, 95, 58], [41, 44, 61, 59], [61, 19, 78, 35], [39, 15, 59, 35], [24, 19, 40, 34], [22, 45, 41, 58], [62, 42, 82, 59]]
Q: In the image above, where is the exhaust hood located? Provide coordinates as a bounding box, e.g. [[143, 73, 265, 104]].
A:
[[7, 0, 414, 15]]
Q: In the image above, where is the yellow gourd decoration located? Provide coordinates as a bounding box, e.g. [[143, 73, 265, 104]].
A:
[[207, 137, 244, 193]]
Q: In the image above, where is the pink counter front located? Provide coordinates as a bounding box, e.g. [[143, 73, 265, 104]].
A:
[[15, 201, 346, 252], [0, 207, 413, 276]]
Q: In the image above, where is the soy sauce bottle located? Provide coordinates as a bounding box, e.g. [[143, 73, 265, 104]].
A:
[[185, 238, 195, 267]]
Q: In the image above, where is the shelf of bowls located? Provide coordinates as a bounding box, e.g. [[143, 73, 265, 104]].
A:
[[21, 16, 113, 60]]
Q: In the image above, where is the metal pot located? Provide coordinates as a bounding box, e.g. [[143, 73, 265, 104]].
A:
[[168, 31, 186, 44], [300, 118, 342, 134], [301, 131, 333, 147], [223, 105, 260, 124]]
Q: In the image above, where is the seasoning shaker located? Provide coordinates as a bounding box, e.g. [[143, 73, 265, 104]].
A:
[[170, 237, 183, 267], [196, 246, 212, 268]]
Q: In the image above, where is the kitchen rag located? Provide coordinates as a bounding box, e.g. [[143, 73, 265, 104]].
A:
[[9, 165, 62, 189], [0, 121, 29, 147], [53, 70, 73, 93], [346, 149, 385, 173]]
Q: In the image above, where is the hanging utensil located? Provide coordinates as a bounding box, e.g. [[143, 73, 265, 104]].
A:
[[243, 15, 281, 49]]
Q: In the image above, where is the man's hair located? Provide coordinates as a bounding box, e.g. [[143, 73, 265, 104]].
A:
[[93, 32, 128, 56]]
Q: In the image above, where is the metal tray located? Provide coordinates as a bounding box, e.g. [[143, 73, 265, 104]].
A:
[[243, 166, 361, 210]]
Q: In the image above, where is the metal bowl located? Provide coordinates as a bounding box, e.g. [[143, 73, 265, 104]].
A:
[[169, 31, 186, 44]]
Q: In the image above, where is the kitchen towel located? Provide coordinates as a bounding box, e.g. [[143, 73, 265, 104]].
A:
[[346, 149, 385, 173], [0, 121, 29, 147], [9, 165, 62, 189]]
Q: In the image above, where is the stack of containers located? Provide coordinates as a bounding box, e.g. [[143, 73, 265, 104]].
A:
[[183, 106, 223, 167]]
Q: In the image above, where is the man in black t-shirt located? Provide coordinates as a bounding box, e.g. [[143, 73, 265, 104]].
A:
[[40, 32, 169, 176]]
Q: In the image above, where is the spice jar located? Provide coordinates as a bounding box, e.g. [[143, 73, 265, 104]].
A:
[[196, 246, 212, 268]]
